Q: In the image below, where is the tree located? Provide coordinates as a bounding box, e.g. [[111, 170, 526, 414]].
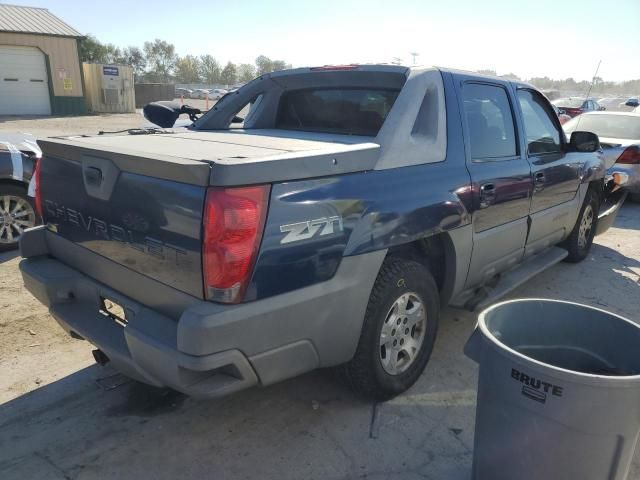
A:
[[199, 54, 221, 84], [255, 55, 291, 75], [270, 60, 289, 72], [220, 62, 238, 85], [78, 35, 125, 65], [103, 44, 121, 64], [78, 35, 110, 63], [175, 55, 202, 83], [237, 63, 256, 83], [476, 69, 497, 76], [501, 72, 521, 81], [255, 55, 272, 76], [143, 39, 177, 83], [119, 46, 146, 78]]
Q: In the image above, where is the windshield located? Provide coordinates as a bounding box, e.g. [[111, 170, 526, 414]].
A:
[[563, 114, 640, 140], [276, 88, 400, 136], [553, 98, 584, 108]]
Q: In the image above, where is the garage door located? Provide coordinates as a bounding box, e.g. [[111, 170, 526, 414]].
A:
[[0, 46, 51, 115]]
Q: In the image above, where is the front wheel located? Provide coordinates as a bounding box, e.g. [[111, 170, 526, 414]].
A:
[[343, 257, 440, 401], [562, 187, 600, 263]]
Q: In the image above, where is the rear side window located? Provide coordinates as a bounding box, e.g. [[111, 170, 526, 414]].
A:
[[462, 83, 517, 160], [517, 89, 562, 155], [276, 88, 399, 136]]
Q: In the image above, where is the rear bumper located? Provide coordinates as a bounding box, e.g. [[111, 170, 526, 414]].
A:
[[19, 227, 385, 398]]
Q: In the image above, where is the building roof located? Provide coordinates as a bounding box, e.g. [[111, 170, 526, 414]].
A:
[[0, 4, 82, 37]]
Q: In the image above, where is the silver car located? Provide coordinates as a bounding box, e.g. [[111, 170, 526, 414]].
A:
[[564, 111, 640, 200]]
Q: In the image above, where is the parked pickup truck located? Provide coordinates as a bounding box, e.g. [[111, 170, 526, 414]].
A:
[[20, 65, 626, 400]]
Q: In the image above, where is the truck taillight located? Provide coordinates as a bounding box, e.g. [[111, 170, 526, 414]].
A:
[[33, 158, 43, 217], [617, 146, 640, 165], [202, 185, 270, 303]]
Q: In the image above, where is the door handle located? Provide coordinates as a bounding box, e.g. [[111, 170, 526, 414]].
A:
[[534, 172, 546, 191], [479, 183, 496, 209]]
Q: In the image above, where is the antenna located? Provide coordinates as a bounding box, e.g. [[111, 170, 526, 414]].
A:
[[583, 60, 602, 100], [574, 60, 602, 131]]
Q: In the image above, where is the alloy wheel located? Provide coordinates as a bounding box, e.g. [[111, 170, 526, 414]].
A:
[[0, 195, 37, 245], [577, 204, 594, 249], [379, 292, 427, 375]]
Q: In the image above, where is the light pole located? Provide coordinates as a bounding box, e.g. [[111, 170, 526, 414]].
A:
[[410, 52, 419, 65]]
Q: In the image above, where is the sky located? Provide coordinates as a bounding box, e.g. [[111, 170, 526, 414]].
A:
[[7, 0, 640, 82]]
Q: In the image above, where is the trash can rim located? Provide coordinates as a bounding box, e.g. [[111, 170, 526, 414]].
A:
[[477, 298, 640, 382]]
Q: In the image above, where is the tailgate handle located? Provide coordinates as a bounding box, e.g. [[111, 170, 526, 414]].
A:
[[84, 166, 103, 186], [81, 155, 120, 201]]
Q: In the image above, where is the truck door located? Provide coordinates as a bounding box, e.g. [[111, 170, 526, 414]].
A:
[[515, 88, 583, 255], [458, 81, 533, 289]]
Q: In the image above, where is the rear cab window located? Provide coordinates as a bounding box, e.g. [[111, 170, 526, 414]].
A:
[[276, 88, 400, 136], [461, 83, 518, 160]]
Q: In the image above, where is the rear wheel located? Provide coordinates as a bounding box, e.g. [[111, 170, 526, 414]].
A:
[[562, 187, 599, 263], [343, 257, 440, 401]]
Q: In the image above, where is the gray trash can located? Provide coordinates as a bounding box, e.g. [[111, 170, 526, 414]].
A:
[[464, 298, 640, 480]]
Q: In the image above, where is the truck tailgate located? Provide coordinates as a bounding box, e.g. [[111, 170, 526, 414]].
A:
[[36, 130, 379, 300], [38, 141, 208, 299]]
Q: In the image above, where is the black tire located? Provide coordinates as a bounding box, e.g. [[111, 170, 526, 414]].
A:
[[342, 257, 440, 401], [0, 184, 38, 252], [561, 187, 599, 263]]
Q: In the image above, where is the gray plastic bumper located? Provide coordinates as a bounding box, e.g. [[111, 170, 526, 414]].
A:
[[19, 227, 386, 397]]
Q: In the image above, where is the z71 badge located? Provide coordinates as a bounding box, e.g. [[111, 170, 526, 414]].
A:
[[280, 216, 343, 244]]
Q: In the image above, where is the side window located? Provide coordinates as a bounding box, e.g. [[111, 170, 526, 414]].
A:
[[230, 94, 263, 129], [462, 83, 517, 160], [517, 90, 562, 155]]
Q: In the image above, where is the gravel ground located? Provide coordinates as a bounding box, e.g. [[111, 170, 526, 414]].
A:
[[0, 114, 638, 479]]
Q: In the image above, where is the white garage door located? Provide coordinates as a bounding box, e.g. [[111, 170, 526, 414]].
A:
[[0, 45, 51, 115]]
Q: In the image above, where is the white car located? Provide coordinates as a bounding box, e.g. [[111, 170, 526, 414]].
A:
[[564, 111, 640, 200], [207, 88, 228, 100], [192, 89, 211, 99], [597, 97, 627, 111]]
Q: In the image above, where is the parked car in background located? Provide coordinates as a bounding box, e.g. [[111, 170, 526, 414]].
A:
[[620, 98, 640, 112], [192, 89, 212, 99], [597, 97, 627, 111], [175, 87, 193, 99], [552, 97, 604, 117], [552, 104, 571, 125], [564, 111, 640, 201], [0, 134, 41, 250], [207, 88, 228, 100]]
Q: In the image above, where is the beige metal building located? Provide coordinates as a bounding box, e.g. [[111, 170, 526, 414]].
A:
[[83, 63, 135, 113], [0, 4, 86, 115]]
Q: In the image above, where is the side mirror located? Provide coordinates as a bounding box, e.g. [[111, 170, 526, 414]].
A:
[[558, 108, 566, 115], [143, 101, 201, 127], [569, 131, 600, 153], [598, 105, 606, 111], [143, 101, 181, 128], [625, 99, 640, 108]]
